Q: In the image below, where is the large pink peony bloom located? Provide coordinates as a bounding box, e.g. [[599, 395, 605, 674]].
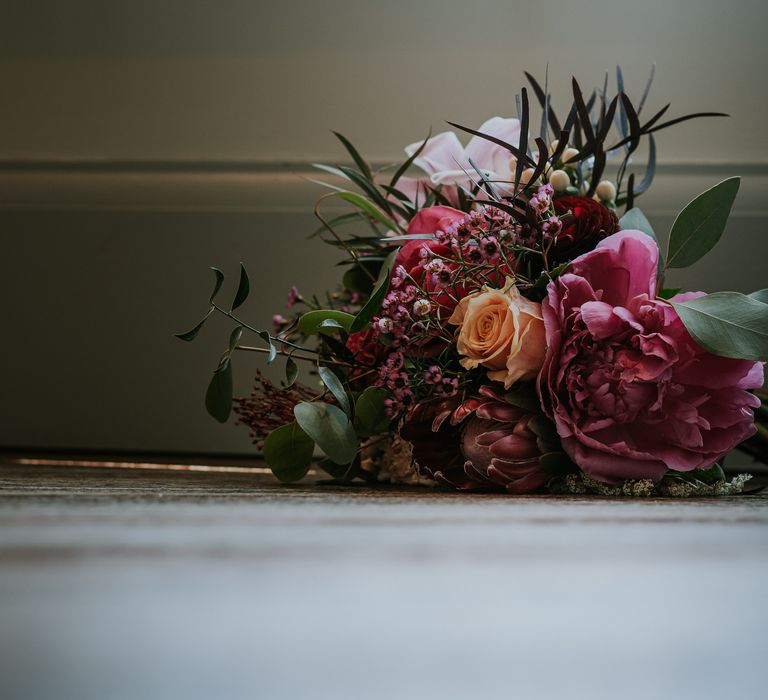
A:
[[539, 230, 763, 483], [396, 117, 521, 207]]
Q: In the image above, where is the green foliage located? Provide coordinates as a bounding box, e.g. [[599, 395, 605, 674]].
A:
[[285, 357, 298, 387], [657, 288, 682, 300], [354, 387, 392, 437], [175, 306, 214, 341], [619, 207, 663, 275], [666, 177, 740, 268], [334, 191, 398, 231], [294, 402, 359, 465], [231, 263, 250, 310], [342, 264, 376, 295], [209, 267, 225, 303], [318, 366, 352, 417], [672, 291, 768, 361], [255, 330, 277, 363], [503, 382, 540, 412], [205, 358, 233, 423], [297, 310, 355, 335], [262, 422, 315, 482], [349, 249, 397, 333], [666, 463, 726, 485]]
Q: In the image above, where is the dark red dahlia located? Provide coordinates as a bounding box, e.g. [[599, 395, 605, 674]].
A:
[[551, 196, 618, 261]]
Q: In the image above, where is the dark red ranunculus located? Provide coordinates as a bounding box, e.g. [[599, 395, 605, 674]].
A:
[[345, 329, 387, 381], [552, 196, 618, 261]]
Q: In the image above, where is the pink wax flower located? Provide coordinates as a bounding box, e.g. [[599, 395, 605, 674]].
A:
[[395, 117, 521, 207], [538, 230, 763, 483]]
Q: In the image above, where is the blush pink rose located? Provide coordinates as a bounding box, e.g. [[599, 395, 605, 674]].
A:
[[538, 230, 763, 483]]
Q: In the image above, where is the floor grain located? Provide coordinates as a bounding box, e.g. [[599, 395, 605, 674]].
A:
[[1, 461, 766, 700]]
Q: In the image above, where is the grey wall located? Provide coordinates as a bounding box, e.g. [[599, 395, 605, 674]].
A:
[[1, 1, 767, 455]]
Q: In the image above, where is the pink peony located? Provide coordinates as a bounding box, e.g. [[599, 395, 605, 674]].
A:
[[538, 230, 763, 483], [396, 117, 521, 207]]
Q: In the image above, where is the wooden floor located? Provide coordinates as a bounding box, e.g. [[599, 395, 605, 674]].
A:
[[1, 458, 767, 700]]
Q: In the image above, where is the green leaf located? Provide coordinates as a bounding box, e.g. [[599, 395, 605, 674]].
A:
[[262, 422, 314, 483], [343, 264, 376, 295], [256, 330, 277, 363], [209, 267, 225, 303], [354, 387, 392, 437], [749, 289, 768, 305], [390, 129, 431, 188], [319, 319, 346, 331], [294, 401, 358, 465], [205, 358, 233, 423], [666, 463, 726, 485], [285, 357, 299, 387], [334, 191, 398, 231], [231, 263, 250, 310], [671, 291, 768, 361], [503, 382, 541, 413], [297, 310, 355, 335], [332, 130, 374, 182], [619, 207, 663, 275], [350, 249, 396, 333], [666, 177, 740, 268], [228, 325, 243, 353], [658, 287, 682, 300], [316, 457, 351, 480], [175, 306, 214, 341], [318, 366, 352, 417]]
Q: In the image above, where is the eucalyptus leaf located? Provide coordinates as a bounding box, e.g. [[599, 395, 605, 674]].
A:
[[205, 358, 233, 423], [297, 310, 355, 335], [354, 387, 392, 437], [666, 177, 740, 268], [262, 422, 314, 483], [256, 330, 277, 363], [228, 325, 243, 354], [749, 289, 768, 305], [318, 366, 352, 417], [294, 401, 359, 465], [285, 357, 298, 387], [318, 319, 346, 331], [671, 291, 768, 361], [619, 207, 663, 275], [175, 306, 214, 341], [231, 263, 250, 310], [209, 267, 225, 303]]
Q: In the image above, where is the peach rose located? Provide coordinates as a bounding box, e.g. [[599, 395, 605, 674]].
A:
[[448, 279, 546, 388]]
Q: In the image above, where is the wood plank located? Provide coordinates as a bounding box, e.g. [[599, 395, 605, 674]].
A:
[[1, 460, 767, 700]]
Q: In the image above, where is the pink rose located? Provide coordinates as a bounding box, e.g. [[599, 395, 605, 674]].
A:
[[538, 230, 763, 483], [396, 117, 521, 207]]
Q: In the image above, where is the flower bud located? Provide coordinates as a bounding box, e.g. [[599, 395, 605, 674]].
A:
[[549, 169, 570, 192], [561, 147, 580, 166], [519, 167, 537, 186], [596, 180, 617, 202]]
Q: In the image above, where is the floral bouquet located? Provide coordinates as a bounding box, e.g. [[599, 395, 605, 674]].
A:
[[178, 68, 768, 496]]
